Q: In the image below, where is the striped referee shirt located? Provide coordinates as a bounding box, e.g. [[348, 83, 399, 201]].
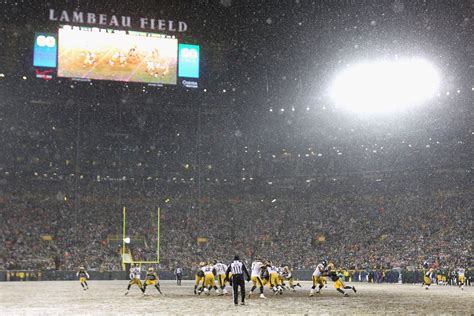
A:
[[227, 260, 250, 279]]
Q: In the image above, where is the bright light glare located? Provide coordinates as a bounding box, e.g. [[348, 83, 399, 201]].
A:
[[329, 58, 441, 113]]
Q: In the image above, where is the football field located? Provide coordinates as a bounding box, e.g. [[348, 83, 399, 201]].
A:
[[0, 280, 472, 315]]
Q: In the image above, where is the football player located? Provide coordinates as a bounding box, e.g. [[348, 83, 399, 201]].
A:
[[125, 264, 144, 295], [77, 266, 90, 290], [143, 267, 162, 296]]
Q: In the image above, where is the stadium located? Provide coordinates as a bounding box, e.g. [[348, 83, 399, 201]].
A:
[[0, 0, 472, 314]]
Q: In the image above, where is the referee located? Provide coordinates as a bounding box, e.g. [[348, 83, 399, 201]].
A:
[[226, 255, 250, 306], [174, 266, 183, 286]]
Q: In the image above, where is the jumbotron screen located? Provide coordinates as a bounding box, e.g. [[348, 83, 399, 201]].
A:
[[57, 25, 178, 84]]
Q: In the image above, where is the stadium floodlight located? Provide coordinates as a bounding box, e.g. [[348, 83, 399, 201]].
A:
[[329, 58, 441, 113]]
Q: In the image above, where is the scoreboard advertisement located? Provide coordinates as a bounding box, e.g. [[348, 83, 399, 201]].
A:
[[178, 44, 200, 79], [33, 25, 200, 88], [33, 33, 57, 68]]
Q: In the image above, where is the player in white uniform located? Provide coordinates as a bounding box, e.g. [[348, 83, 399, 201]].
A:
[[82, 51, 97, 67], [310, 260, 328, 296], [213, 260, 229, 295], [201, 262, 218, 295], [267, 263, 283, 294], [248, 259, 266, 299], [277, 266, 290, 291], [125, 264, 144, 295]]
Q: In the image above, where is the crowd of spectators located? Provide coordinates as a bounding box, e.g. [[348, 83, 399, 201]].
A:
[[155, 185, 472, 272], [0, 172, 471, 273]]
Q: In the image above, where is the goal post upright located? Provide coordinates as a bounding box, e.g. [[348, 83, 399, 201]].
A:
[[122, 206, 126, 268], [122, 206, 161, 266], [157, 207, 160, 264]]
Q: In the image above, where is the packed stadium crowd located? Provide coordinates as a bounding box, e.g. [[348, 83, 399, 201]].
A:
[[132, 182, 472, 273], [0, 173, 471, 273]]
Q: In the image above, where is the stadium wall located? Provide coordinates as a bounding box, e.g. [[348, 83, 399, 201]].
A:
[[0, 270, 175, 281], [3, 269, 470, 284]]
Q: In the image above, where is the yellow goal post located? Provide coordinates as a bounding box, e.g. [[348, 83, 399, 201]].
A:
[[121, 206, 160, 268]]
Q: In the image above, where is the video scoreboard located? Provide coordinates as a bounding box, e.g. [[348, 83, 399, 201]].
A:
[[33, 25, 200, 88]]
